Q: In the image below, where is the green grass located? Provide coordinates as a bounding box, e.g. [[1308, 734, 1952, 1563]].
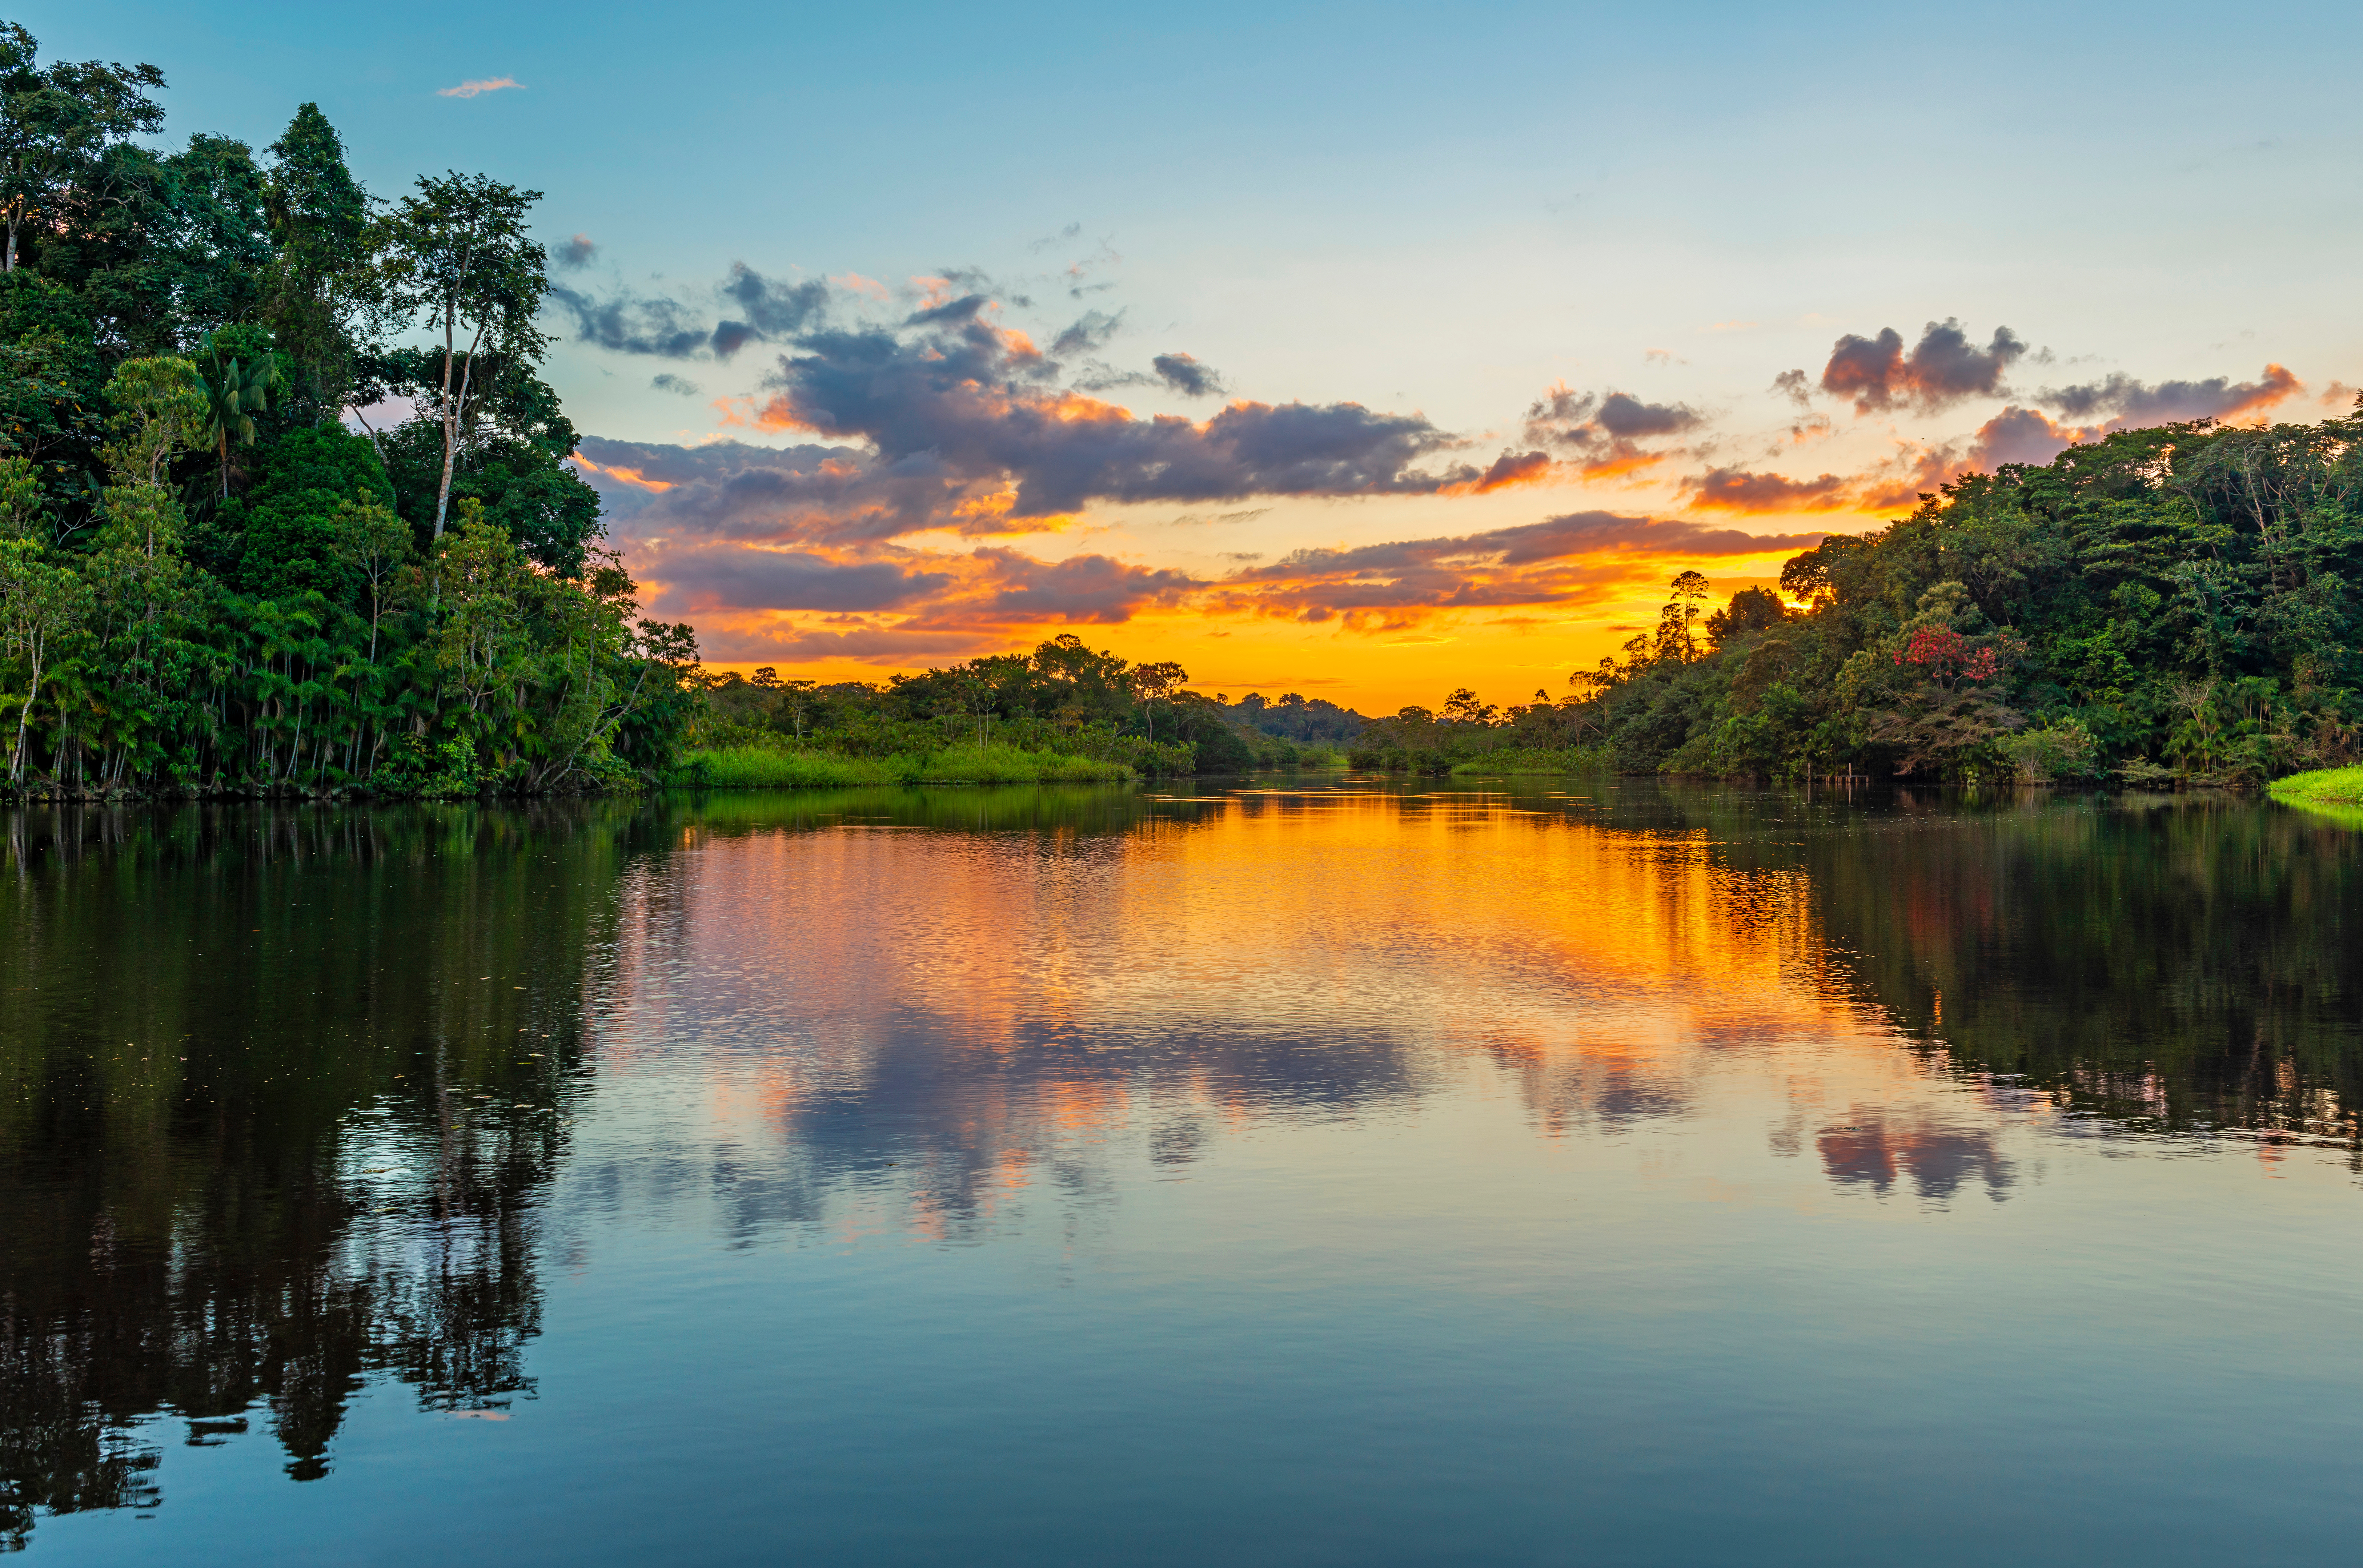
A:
[[2268, 766, 2363, 826], [1447, 745, 1611, 777], [674, 742, 1132, 789]]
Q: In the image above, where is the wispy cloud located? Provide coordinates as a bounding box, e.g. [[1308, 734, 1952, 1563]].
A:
[[436, 76, 523, 99]]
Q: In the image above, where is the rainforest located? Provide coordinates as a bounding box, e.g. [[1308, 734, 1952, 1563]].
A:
[[0, 27, 699, 799]]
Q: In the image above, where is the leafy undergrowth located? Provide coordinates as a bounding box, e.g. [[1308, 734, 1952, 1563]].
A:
[[673, 743, 1132, 789], [2269, 766, 2363, 825], [1447, 746, 1611, 776]]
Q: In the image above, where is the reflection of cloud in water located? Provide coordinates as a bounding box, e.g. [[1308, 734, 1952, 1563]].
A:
[[1816, 1112, 2013, 1202]]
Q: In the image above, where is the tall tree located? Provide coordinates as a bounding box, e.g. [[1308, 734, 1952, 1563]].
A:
[[0, 25, 165, 275], [262, 103, 375, 419], [380, 173, 547, 541]]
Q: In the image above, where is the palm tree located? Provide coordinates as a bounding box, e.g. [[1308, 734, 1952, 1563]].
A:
[[199, 344, 274, 499]]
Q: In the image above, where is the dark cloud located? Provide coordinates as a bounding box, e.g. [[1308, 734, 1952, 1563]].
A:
[[713, 264, 831, 357], [1520, 384, 1697, 475], [648, 546, 950, 614], [1452, 450, 1552, 494], [1820, 318, 2027, 414], [550, 264, 832, 361], [1049, 309, 1124, 356], [1593, 391, 1700, 439], [968, 548, 1197, 624], [2034, 363, 2301, 424], [751, 313, 1460, 521], [906, 293, 991, 327], [1152, 352, 1226, 398], [1689, 468, 1849, 512], [556, 233, 596, 269], [574, 436, 992, 544], [1771, 369, 1811, 407], [547, 285, 714, 358], [651, 373, 701, 397]]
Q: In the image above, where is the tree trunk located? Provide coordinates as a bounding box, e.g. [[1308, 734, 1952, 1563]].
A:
[[11, 638, 37, 785]]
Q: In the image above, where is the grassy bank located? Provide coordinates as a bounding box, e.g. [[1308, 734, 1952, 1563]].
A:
[[673, 743, 1133, 789], [1446, 746, 1612, 777], [2268, 767, 2363, 826]]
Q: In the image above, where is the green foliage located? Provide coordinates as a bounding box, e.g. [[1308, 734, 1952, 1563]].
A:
[[1556, 414, 2363, 784], [677, 740, 1133, 789], [0, 55, 698, 798], [2268, 765, 2363, 825], [698, 632, 1280, 780]]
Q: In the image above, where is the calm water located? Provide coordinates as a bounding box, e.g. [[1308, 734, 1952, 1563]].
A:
[[5, 781, 2362, 1564]]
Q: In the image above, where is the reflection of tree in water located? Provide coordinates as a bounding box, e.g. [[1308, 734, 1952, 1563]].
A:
[[0, 803, 640, 1549], [1603, 782, 2363, 1150]]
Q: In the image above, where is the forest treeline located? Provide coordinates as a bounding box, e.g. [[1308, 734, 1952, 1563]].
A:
[[699, 635, 1369, 777], [1343, 411, 2363, 784], [710, 407, 2363, 785], [0, 25, 699, 799]]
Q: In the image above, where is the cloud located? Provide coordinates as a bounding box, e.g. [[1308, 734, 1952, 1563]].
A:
[[1593, 391, 1700, 439], [556, 234, 596, 269], [1049, 309, 1124, 356], [650, 546, 951, 614], [1966, 405, 2085, 470], [1771, 369, 1812, 407], [1152, 352, 1225, 398], [550, 286, 715, 357], [1444, 450, 1554, 495], [1520, 382, 1698, 479], [437, 77, 522, 98], [574, 436, 1002, 544], [2035, 363, 2303, 425], [1688, 468, 1850, 513], [548, 263, 833, 361], [1201, 511, 1822, 634], [1820, 318, 2027, 414], [728, 311, 1467, 527], [651, 373, 701, 397]]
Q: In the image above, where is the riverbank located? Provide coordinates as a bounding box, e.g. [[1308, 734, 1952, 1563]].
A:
[[2268, 766, 2363, 824], [673, 743, 1133, 789]]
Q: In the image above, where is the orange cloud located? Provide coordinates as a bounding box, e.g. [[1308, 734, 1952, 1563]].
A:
[[1442, 450, 1556, 495], [568, 454, 673, 492]]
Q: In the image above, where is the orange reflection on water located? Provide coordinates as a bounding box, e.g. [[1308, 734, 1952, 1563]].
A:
[[587, 791, 1977, 1222]]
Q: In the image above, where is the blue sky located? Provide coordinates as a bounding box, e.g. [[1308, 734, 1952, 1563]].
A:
[[29, 1, 2363, 699]]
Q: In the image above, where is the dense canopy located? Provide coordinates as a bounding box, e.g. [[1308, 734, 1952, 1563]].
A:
[[0, 25, 698, 798]]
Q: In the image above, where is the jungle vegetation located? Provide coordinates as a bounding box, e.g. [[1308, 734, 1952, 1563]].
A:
[[1355, 412, 2363, 785], [0, 25, 699, 799], [690, 633, 1354, 781]]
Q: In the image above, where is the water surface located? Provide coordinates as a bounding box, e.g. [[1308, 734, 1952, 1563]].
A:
[[5, 782, 2361, 1563]]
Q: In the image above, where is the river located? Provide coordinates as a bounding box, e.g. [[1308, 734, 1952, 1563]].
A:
[[4, 782, 2360, 1563]]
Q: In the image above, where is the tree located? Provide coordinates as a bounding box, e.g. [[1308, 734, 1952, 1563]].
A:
[[1441, 687, 1499, 725], [380, 173, 549, 541], [1132, 659, 1187, 739], [197, 338, 275, 498], [1655, 570, 1712, 663], [0, 25, 165, 274], [0, 535, 87, 784], [1704, 587, 1790, 645], [334, 490, 409, 663], [261, 103, 376, 418]]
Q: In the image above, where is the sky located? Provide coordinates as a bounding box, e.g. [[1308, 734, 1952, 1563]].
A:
[[29, 2, 2363, 711]]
